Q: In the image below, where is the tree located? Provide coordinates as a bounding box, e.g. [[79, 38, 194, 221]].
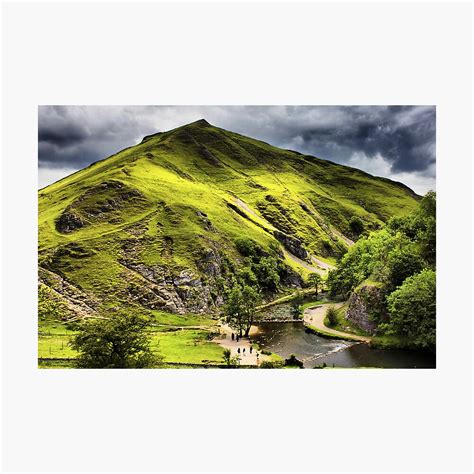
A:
[[385, 245, 424, 290], [388, 191, 436, 266], [237, 266, 258, 287], [417, 192, 436, 265], [70, 311, 159, 368], [327, 229, 398, 297], [349, 216, 364, 237], [253, 256, 280, 291], [307, 273, 323, 298], [325, 305, 338, 327], [223, 284, 260, 337], [38, 284, 66, 320], [222, 348, 239, 366], [222, 348, 232, 365], [383, 269, 436, 350], [284, 354, 304, 368], [235, 237, 262, 258]]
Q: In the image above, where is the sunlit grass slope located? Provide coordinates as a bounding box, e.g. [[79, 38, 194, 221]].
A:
[[38, 119, 419, 317]]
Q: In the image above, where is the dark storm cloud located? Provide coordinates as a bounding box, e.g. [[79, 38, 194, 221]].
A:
[[38, 105, 160, 168], [38, 105, 436, 193], [289, 106, 436, 174]]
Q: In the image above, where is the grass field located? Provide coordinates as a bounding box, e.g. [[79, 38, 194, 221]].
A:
[[38, 316, 225, 367]]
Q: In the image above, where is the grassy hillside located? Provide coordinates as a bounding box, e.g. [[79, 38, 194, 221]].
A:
[[38, 119, 419, 319]]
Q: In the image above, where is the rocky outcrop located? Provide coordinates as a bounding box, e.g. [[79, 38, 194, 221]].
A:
[[346, 284, 387, 334], [121, 262, 219, 314], [280, 267, 304, 288], [273, 230, 309, 262], [55, 210, 84, 233], [38, 267, 99, 319], [196, 211, 214, 231], [55, 180, 146, 233]]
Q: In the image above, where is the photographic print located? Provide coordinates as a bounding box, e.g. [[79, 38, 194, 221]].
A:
[[38, 106, 436, 369]]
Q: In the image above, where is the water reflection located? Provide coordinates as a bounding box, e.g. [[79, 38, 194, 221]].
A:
[[253, 321, 435, 369]]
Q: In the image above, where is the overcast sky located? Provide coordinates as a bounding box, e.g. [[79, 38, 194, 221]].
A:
[[38, 105, 435, 194]]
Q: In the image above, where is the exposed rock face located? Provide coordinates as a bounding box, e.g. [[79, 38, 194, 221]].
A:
[[55, 211, 84, 233], [196, 211, 214, 231], [55, 180, 146, 233], [346, 284, 387, 334], [121, 262, 219, 314], [38, 267, 99, 319], [280, 267, 304, 288], [273, 230, 309, 261]]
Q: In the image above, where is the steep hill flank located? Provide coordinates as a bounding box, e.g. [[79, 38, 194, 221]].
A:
[[38, 119, 419, 318]]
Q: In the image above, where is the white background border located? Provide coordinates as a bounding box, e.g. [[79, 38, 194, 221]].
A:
[[2, 2, 472, 472]]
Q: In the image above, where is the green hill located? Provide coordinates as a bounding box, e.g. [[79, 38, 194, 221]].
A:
[[38, 119, 419, 318]]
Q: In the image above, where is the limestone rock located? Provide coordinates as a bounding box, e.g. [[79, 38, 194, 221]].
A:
[[346, 284, 387, 334]]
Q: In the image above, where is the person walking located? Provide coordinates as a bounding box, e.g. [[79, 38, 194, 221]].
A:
[[243, 347, 246, 356], [237, 347, 241, 354], [249, 346, 253, 354], [231, 333, 234, 341]]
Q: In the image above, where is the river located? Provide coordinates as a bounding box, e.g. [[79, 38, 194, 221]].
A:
[[253, 302, 435, 368]]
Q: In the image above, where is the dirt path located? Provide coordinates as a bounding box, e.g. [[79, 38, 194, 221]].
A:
[[234, 198, 261, 220], [215, 324, 271, 366], [310, 255, 334, 270], [303, 303, 371, 342], [331, 227, 354, 247], [284, 250, 328, 276]]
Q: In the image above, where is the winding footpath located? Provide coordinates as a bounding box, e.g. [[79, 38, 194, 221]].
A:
[[303, 303, 372, 343], [284, 250, 328, 276]]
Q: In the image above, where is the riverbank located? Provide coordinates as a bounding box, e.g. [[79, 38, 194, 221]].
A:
[[214, 323, 276, 366], [303, 303, 372, 342]]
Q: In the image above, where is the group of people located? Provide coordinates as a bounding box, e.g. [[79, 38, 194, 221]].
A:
[[231, 332, 258, 359], [236, 346, 255, 356]]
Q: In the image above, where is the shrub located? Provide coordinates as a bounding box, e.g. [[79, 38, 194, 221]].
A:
[[291, 304, 303, 319], [284, 354, 304, 368], [252, 256, 280, 291], [326, 306, 338, 327], [70, 311, 159, 368], [383, 269, 436, 350], [222, 348, 239, 366], [235, 237, 261, 258], [349, 216, 364, 236], [259, 360, 283, 368]]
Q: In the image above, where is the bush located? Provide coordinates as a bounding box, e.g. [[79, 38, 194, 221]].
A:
[[237, 266, 258, 287], [235, 237, 261, 258], [259, 360, 283, 368], [284, 354, 304, 368], [253, 256, 280, 291], [383, 269, 436, 350], [38, 284, 66, 320], [222, 348, 239, 366], [326, 306, 338, 327], [70, 311, 159, 368], [349, 216, 364, 236], [291, 304, 303, 319], [385, 246, 424, 290]]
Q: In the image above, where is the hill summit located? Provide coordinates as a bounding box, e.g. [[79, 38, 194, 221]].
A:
[[38, 119, 419, 318]]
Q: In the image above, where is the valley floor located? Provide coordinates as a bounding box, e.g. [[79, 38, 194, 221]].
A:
[[38, 315, 227, 368], [214, 323, 276, 366], [38, 293, 368, 369]]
